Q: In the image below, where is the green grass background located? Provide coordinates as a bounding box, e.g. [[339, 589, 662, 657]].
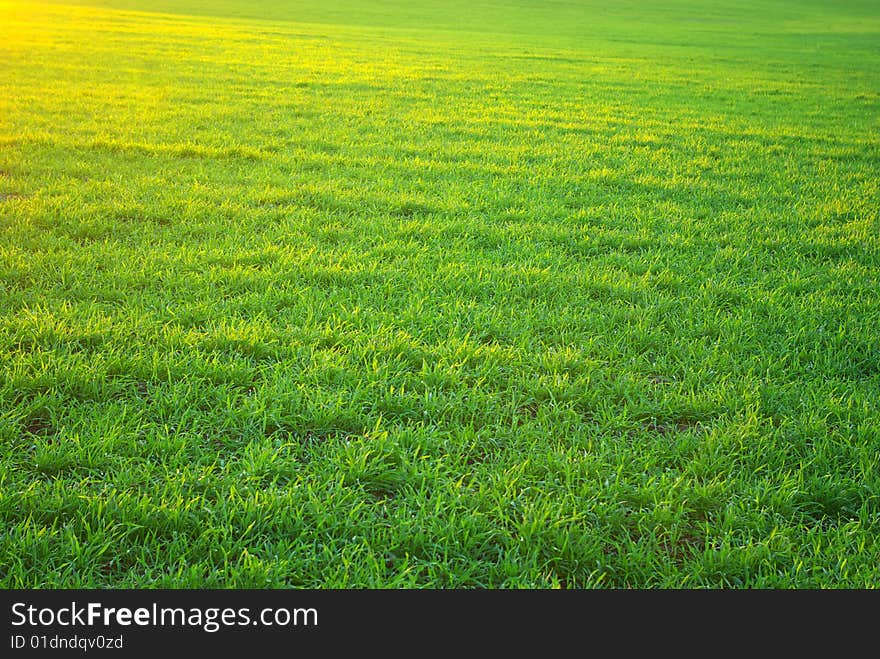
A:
[[1, 0, 878, 587]]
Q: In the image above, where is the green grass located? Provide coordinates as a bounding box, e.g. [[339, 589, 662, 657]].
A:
[[1, 0, 878, 588]]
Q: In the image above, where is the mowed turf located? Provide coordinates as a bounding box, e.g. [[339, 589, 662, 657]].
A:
[[1, 0, 878, 588]]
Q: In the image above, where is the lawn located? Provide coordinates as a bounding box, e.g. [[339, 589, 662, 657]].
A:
[[1, 0, 878, 588]]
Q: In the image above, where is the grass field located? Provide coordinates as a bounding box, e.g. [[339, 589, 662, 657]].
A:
[[1, 0, 878, 588]]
